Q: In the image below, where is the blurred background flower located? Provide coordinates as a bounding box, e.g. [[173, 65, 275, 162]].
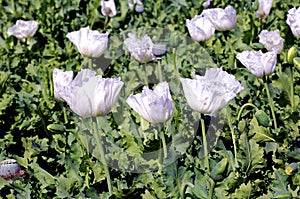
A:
[[128, 0, 144, 13], [202, 0, 212, 8], [53, 68, 73, 101], [286, 7, 300, 38], [7, 20, 38, 39], [258, 30, 284, 54], [180, 68, 243, 114], [236, 50, 277, 77], [126, 82, 174, 123], [66, 26, 108, 58], [124, 33, 155, 63], [101, 0, 117, 17], [186, 15, 215, 41], [256, 0, 273, 18], [201, 6, 236, 31], [59, 69, 124, 117]]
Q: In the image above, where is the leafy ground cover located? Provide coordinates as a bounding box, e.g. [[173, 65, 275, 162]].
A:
[[0, 0, 300, 198]]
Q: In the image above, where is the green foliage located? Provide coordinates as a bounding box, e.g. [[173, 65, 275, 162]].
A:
[[0, 0, 300, 198]]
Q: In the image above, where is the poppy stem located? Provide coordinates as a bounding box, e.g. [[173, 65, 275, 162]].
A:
[[237, 103, 259, 121], [200, 114, 209, 173], [289, 67, 295, 108], [92, 117, 112, 194], [161, 129, 167, 159], [157, 60, 163, 82], [264, 80, 278, 129], [226, 110, 238, 167]]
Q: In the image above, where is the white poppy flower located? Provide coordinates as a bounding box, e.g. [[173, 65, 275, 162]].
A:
[[128, 0, 144, 13], [180, 68, 243, 114], [201, 6, 236, 31], [256, 0, 273, 18], [60, 69, 124, 117], [7, 20, 38, 39], [202, 0, 212, 8], [53, 68, 74, 101], [124, 33, 155, 63], [101, 0, 117, 17], [286, 7, 300, 38], [66, 26, 108, 58], [186, 15, 215, 41], [236, 50, 277, 77], [258, 30, 284, 53], [126, 82, 174, 123]]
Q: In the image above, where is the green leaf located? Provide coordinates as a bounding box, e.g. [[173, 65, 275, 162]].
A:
[[231, 182, 253, 199], [141, 190, 156, 199], [272, 170, 291, 198], [210, 158, 228, 181], [237, 132, 266, 175]]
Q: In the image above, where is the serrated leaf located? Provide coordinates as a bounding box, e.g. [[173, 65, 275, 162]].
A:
[[231, 182, 253, 199], [237, 132, 266, 175], [272, 170, 290, 197], [249, 117, 275, 142]]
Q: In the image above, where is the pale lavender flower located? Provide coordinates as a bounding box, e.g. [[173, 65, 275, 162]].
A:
[[66, 26, 108, 58], [256, 0, 273, 18], [202, 0, 212, 8], [126, 82, 174, 123], [124, 33, 155, 63], [101, 0, 117, 17], [7, 20, 38, 39], [128, 0, 144, 13], [180, 68, 243, 114], [201, 6, 236, 31], [186, 15, 215, 41], [258, 30, 284, 53], [236, 50, 277, 77], [286, 7, 300, 38], [53, 68, 74, 101], [60, 69, 124, 117]]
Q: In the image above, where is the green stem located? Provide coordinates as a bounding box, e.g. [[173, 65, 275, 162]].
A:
[[289, 67, 295, 108], [226, 110, 238, 167], [207, 176, 215, 199], [104, 16, 109, 30], [161, 129, 167, 159], [237, 103, 259, 121], [172, 48, 178, 77], [157, 60, 163, 82], [92, 117, 112, 194], [62, 105, 68, 124], [200, 114, 209, 173], [264, 81, 278, 129]]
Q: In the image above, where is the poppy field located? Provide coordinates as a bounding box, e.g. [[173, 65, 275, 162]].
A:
[[0, 0, 300, 198]]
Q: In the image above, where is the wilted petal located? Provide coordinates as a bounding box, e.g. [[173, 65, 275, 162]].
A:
[[256, 0, 273, 18], [101, 0, 117, 17], [7, 20, 38, 39], [286, 7, 300, 38], [53, 68, 74, 101], [258, 29, 284, 53], [201, 6, 236, 31], [66, 26, 108, 58], [126, 82, 174, 123], [236, 50, 277, 77], [124, 33, 155, 63], [180, 68, 243, 114], [186, 15, 215, 41]]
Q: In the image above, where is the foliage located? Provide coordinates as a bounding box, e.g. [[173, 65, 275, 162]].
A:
[[0, 0, 300, 198]]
